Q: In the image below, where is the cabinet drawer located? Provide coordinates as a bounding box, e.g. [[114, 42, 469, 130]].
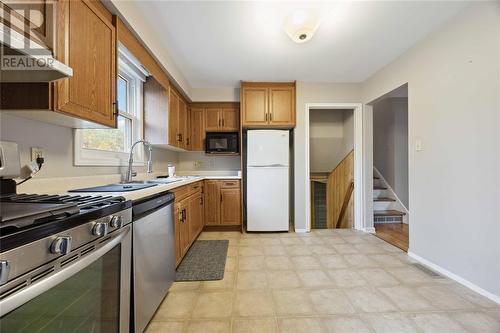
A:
[[221, 180, 240, 189], [189, 181, 203, 195], [172, 185, 190, 202]]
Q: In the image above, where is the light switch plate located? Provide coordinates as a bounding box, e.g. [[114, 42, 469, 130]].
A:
[[415, 139, 424, 152]]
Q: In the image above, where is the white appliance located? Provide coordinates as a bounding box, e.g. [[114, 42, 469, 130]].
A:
[[247, 130, 289, 231]]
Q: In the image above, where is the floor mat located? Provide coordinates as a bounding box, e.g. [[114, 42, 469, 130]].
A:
[[175, 240, 228, 281]]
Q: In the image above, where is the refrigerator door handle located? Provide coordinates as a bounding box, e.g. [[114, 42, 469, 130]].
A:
[[247, 164, 288, 168]]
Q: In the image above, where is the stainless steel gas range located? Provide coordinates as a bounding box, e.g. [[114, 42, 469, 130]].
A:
[[0, 193, 133, 333]]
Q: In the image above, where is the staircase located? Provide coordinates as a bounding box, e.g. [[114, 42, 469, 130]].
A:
[[373, 169, 407, 224]]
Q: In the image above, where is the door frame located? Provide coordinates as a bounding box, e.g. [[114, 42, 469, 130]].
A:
[[304, 103, 370, 232]]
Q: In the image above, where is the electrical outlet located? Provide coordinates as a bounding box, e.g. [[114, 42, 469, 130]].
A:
[[193, 161, 203, 169], [31, 147, 44, 161]]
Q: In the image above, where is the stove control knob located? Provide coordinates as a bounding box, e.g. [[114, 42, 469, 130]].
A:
[[109, 215, 123, 229], [92, 222, 109, 237], [50, 236, 72, 255]]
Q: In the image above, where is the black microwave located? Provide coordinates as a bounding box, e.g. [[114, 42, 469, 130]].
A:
[[205, 132, 239, 154]]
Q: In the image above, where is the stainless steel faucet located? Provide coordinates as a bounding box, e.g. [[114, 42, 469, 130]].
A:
[[125, 140, 153, 182]]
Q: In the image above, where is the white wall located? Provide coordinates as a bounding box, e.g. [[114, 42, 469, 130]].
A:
[[373, 97, 409, 208], [0, 114, 178, 178], [362, 2, 500, 298], [177, 152, 241, 172], [295, 82, 362, 231], [309, 109, 353, 172]]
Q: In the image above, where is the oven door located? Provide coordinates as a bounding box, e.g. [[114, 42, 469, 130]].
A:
[[0, 226, 131, 333]]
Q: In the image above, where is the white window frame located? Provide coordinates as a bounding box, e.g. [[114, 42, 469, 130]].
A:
[[74, 45, 148, 166]]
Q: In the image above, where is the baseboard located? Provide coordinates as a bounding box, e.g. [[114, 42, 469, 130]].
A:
[[408, 251, 500, 305], [203, 225, 241, 232], [362, 227, 376, 233], [294, 228, 309, 233]]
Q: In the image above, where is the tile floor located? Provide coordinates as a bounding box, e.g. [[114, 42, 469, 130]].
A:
[[146, 229, 500, 333]]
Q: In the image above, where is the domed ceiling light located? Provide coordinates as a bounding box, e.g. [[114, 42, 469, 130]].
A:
[[283, 8, 322, 43]]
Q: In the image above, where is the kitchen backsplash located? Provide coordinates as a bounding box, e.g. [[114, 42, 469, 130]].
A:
[[177, 152, 241, 171]]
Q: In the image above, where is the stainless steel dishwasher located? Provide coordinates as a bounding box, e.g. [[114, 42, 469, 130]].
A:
[[132, 192, 175, 333]]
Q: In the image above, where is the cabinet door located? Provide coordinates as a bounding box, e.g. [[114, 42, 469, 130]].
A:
[[189, 107, 205, 151], [188, 193, 202, 242], [242, 87, 268, 126], [179, 98, 188, 149], [174, 202, 182, 265], [220, 188, 241, 225], [180, 201, 191, 256], [168, 88, 180, 147], [205, 108, 221, 131], [221, 107, 239, 131], [204, 180, 220, 225], [56, 0, 116, 127], [269, 87, 295, 126]]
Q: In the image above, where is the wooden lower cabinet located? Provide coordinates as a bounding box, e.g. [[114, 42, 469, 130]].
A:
[[204, 180, 241, 226], [173, 181, 205, 266]]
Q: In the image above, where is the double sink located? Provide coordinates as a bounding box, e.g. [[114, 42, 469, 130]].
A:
[[69, 176, 197, 193]]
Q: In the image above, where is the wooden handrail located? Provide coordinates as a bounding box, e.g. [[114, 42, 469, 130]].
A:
[[331, 149, 354, 175], [336, 181, 354, 228]]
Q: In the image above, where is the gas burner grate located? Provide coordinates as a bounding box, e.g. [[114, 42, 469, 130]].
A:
[[1, 193, 125, 210]]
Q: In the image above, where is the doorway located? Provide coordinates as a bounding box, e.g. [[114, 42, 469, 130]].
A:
[[304, 103, 364, 232], [370, 84, 409, 251], [309, 109, 354, 229]]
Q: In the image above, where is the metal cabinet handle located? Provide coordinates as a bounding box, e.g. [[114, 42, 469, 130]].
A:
[[200, 197, 203, 205], [220, 194, 223, 202], [270, 113, 273, 121], [222, 118, 225, 127]]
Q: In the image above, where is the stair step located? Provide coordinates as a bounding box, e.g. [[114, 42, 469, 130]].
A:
[[374, 185, 388, 190], [374, 210, 406, 217], [373, 175, 380, 179], [374, 197, 396, 202]]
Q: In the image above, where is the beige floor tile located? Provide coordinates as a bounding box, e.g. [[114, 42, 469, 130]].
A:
[[371, 254, 407, 267], [343, 254, 378, 268], [378, 285, 435, 311], [239, 246, 264, 256], [225, 256, 237, 272], [280, 237, 304, 245], [267, 270, 302, 289], [485, 308, 500, 321], [154, 291, 198, 319], [327, 269, 368, 288], [291, 256, 322, 270], [297, 269, 333, 288], [169, 281, 201, 291], [321, 236, 347, 245], [309, 245, 336, 255], [332, 244, 360, 254], [417, 285, 475, 310], [386, 266, 434, 284], [238, 256, 265, 271], [320, 315, 372, 333], [319, 255, 349, 269], [263, 245, 288, 256], [353, 244, 386, 254], [344, 287, 398, 313], [265, 256, 293, 270], [447, 283, 500, 308], [260, 238, 282, 246], [219, 231, 241, 239], [192, 291, 233, 318], [277, 317, 325, 333], [237, 271, 268, 290], [409, 313, 467, 333], [285, 245, 312, 255], [341, 236, 368, 244], [309, 289, 355, 314], [234, 291, 275, 317], [185, 320, 231, 333], [146, 321, 184, 333], [227, 246, 239, 257], [273, 289, 315, 315], [239, 238, 262, 247], [233, 318, 278, 333], [450, 312, 500, 333], [363, 313, 419, 333], [202, 272, 235, 291], [358, 268, 400, 287]]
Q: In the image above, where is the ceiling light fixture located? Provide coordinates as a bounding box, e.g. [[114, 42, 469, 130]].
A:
[[283, 9, 322, 43]]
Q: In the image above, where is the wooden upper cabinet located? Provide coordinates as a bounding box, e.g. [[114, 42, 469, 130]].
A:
[[178, 98, 188, 149], [168, 87, 180, 147], [221, 108, 239, 131], [241, 82, 296, 128], [190, 107, 205, 151], [241, 87, 268, 126], [205, 108, 221, 132], [204, 180, 221, 225], [144, 76, 168, 145], [269, 87, 295, 126], [55, 0, 116, 127], [220, 188, 241, 225]]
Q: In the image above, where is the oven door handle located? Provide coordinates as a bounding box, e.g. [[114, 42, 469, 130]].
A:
[[0, 226, 131, 317]]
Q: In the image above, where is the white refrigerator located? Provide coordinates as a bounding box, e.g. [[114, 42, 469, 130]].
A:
[[247, 130, 289, 231]]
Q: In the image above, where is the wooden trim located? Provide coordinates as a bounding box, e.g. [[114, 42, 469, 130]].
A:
[[241, 81, 296, 88], [336, 181, 354, 228], [114, 17, 170, 90], [190, 102, 239, 108], [203, 225, 241, 232], [326, 150, 354, 229]]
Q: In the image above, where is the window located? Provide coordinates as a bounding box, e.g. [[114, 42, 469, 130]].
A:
[[75, 45, 148, 166]]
